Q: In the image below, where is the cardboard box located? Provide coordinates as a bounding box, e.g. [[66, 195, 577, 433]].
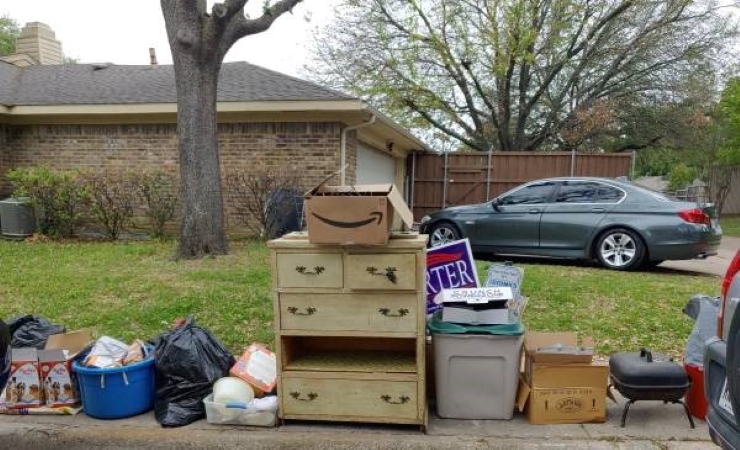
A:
[[524, 331, 594, 366], [230, 344, 277, 396], [304, 182, 414, 245], [437, 287, 513, 325], [516, 373, 608, 425], [6, 348, 41, 408], [41, 330, 93, 407], [517, 331, 608, 424]]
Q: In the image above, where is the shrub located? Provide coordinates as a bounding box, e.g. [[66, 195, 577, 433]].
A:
[[135, 169, 179, 239], [6, 166, 88, 237], [225, 167, 302, 239], [79, 169, 137, 240]]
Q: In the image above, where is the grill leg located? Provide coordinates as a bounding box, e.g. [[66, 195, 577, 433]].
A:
[[676, 400, 695, 429], [620, 400, 635, 427]]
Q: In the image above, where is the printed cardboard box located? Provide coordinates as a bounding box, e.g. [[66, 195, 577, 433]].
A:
[[230, 343, 277, 397], [6, 348, 41, 409], [437, 287, 513, 325], [41, 330, 93, 407], [38, 350, 77, 407], [304, 181, 414, 245], [516, 373, 608, 425]]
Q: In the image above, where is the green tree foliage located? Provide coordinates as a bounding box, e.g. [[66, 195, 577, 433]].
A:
[[0, 15, 19, 56], [311, 0, 736, 152]]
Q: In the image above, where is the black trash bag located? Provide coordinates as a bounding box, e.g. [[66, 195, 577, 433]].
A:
[[7, 315, 66, 349], [154, 316, 235, 427]]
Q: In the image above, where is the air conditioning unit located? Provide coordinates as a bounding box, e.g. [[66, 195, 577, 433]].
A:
[[0, 198, 36, 237]]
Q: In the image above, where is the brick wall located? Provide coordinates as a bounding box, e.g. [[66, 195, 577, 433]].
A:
[[3, 121, 348, 233]]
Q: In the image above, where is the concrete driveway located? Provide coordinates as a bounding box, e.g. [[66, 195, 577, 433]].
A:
[[659, 236, 740, 277]]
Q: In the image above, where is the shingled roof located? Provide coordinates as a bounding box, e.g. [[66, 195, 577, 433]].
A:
[[0, 60, 355, 107]]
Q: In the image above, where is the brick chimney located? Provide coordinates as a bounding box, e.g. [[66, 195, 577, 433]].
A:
[[15, 22, 63, 65]]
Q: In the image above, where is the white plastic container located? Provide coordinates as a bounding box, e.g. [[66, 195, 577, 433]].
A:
[[433, 333, 523, 419], [202, 394, 277, 427], [213, 377, 254, 404]]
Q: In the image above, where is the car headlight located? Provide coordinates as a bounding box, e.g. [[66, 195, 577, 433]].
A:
[[420, 215, 431, 224]]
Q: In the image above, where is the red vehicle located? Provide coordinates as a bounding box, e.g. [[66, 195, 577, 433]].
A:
[[705, 251, 740, 448]]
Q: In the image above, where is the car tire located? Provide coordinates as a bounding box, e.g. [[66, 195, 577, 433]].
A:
[[727, 300, 740, 426], [428, 222, 461, 247], [595, 228, 645, 271]]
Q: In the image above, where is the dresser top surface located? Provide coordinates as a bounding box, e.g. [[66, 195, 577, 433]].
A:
[[268, 232, 428, 250]]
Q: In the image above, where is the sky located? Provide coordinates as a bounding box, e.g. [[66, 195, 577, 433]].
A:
[[2, 0, 340, 77]]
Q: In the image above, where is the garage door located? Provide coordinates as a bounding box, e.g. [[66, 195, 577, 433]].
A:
[[356, 144, 396, 184]]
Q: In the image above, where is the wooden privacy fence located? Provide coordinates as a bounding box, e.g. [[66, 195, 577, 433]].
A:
[[409, 151, 633, 220]]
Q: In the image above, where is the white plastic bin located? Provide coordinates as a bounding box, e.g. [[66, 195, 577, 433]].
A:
[[202, 394, 277, 427], [433, 333, 523, 419]]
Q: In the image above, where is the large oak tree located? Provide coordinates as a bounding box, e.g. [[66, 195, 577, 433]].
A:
[[161, 0, 302, 259], [312, 0, 736, 152]]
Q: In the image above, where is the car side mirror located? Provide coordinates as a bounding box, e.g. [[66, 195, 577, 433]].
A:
[[492, 198, 502, 210]]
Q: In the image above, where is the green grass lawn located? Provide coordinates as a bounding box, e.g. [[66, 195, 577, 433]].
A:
[[0, 240, 720, 358], [721, 215, 740, 237]]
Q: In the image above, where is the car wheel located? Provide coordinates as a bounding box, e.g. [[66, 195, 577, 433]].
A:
[[428, 222, 460, 247], [595, 228, 645, 271]]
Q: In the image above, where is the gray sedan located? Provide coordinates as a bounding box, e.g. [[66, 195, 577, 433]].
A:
[[419, 177, 722, 270]]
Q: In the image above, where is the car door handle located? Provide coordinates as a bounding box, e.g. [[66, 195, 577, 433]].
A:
[[591, 208, 606, 213], [529, 209, 541, 214]]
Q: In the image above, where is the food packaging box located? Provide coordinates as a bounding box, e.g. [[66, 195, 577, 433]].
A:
[[42, 330, 93, 407], [304, 180, 414, 245], [230, 344, 277, 396], [436, 287, 513, 325], [38, 350, 77, 407], [6, 348, 41, 408]]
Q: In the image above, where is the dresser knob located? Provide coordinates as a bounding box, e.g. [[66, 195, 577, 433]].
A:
[[378, 308, 409, 318]]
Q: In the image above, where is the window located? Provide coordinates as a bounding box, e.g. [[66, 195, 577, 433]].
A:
[[597, 185, 625, 203], [555, 181, 598, 203], [500, 182, 555, 205]]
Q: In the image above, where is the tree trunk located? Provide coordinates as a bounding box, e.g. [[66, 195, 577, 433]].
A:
[[173, 56, 228, 258]]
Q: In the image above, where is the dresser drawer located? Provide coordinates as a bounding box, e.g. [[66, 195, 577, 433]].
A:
[[345, 253, 416, 290], [276, 253, 343, 288], [281, 377, 418, 420], [279, 293, 417, 333]]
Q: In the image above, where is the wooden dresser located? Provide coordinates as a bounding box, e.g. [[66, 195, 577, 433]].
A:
[[268, 232, 428, 427]]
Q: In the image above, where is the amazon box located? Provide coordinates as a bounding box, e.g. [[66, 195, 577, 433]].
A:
[[304, 182, 414, 245]]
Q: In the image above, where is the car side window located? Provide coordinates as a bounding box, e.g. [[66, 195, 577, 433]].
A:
[[597, 185, 625, 203], [555, 181, 598, 203], [500, 182, 555, 205]]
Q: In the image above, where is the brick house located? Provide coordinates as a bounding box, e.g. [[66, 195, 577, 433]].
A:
[[0, 23, 429, 232]]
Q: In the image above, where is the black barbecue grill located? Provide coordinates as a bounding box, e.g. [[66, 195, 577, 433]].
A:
[[609, 348, 693, 428]]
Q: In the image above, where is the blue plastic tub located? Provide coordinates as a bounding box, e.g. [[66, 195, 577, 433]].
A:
[[72, 354, 156, 419]]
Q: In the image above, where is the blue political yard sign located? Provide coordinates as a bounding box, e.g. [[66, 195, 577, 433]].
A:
[[425, 238, 479, 315]]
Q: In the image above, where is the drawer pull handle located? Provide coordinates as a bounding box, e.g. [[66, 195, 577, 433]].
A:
[[290, 392, 318, 402], [380, 394, 410, 405], [296, 265, 325, 276], [366, 266, 397, 284], [287, 306, 317, 316], [378, 308, 409, 318]]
